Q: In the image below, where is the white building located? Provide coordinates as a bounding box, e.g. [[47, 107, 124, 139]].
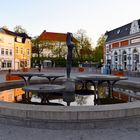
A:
[[0, 28, 15, 70], [104, 19, 140, 72]]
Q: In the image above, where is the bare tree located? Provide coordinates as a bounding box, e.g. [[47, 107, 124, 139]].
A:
[[14, 25, 27, 34], [75, 29, 93, 60]]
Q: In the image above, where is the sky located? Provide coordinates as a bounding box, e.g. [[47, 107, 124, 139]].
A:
[[1, 0, 140, 47]]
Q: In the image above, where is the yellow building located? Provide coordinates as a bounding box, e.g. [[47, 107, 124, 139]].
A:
[[14, 33, 32, 70]]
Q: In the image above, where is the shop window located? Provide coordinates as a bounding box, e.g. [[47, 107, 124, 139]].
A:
[[2, 62, 6, 68], [7, 61, 12, 68], [20, 60, 27, 68]]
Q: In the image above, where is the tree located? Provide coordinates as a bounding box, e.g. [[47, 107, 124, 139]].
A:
[[51, 42, 67, 58], [94, 35, 105, 63], [14, 25, 27, 34], [75, 29, 93, 61], [32, 36, 47, 64], [2, 26, 9, 30], [52, 45, 67, 58]]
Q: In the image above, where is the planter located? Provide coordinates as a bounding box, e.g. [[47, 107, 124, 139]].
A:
[[79, 67, 84, 72], [112, 71, 124, 76], [6, 74, 22, 81], [22, 68, 28, 72]]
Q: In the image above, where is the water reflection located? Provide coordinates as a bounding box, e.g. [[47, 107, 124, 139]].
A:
[[0, 86, 139, 106], [0, 88, 24, 102]]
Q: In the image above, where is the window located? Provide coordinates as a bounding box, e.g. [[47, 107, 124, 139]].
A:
[[7, 61, 12, 68], [9, 49, 12, 55], [117, 29, 120, 34], [27, 60, 29, 66], [21, 48, 23, 54], [17, 37, 22, 42], [20, 60, 27, 67], [16, 47, 18, 54], [2, 61, 6, 68], [27, 49, 30, 56], [6, 49, 8, 55], [1, 48, 4, 55], [122, 51, 127, 61], [106, 48, 109, 54], [114, 51, 118, 61], [133, 49, 139, 62]]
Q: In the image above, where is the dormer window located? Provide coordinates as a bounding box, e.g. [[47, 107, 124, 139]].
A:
[[130, 20, 140, 34], [16, 37, 22, 42], [117, 29, 120, 34]]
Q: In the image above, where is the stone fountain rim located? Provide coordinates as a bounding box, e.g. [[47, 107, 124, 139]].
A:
[[0, 80, 140, 123]]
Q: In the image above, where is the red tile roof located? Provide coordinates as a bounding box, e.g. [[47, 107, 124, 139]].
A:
[[38, 30, 78, 43]]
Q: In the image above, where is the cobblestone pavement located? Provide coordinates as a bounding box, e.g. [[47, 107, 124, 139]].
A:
[[0, 122, 140, 140], [0, 68, 140, 140]]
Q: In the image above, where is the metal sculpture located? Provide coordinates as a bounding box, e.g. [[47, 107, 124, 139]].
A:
[[66, 32, 75, 78]]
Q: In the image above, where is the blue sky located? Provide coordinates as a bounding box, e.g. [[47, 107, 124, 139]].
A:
[[1, 0, 140, 46]]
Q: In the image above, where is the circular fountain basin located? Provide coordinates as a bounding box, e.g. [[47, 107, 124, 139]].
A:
[[0, 80, 140, 129]]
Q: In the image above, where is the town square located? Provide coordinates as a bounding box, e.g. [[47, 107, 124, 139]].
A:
[[0, 0, 140, 140]]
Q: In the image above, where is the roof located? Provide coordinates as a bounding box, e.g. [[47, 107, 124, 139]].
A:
[[0, 28, 16, 37], [38, 30, 78, 43], [105, 19, 140, 42], [0, 28, 31, 40]]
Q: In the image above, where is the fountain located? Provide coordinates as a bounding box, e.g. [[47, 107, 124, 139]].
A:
[[0, 32, 140, 129]]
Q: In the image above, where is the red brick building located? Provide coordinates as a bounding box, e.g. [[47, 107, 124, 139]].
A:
[[104, 19, 140, 72]]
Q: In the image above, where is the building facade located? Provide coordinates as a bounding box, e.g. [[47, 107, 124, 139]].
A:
[[104, 19, 140, 72], [14, 33, 32, 70], [33, 30, 78, 59], [0, 28, 15, 70], [0, 28, 32, 70], [38, 30, 72, 58]]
